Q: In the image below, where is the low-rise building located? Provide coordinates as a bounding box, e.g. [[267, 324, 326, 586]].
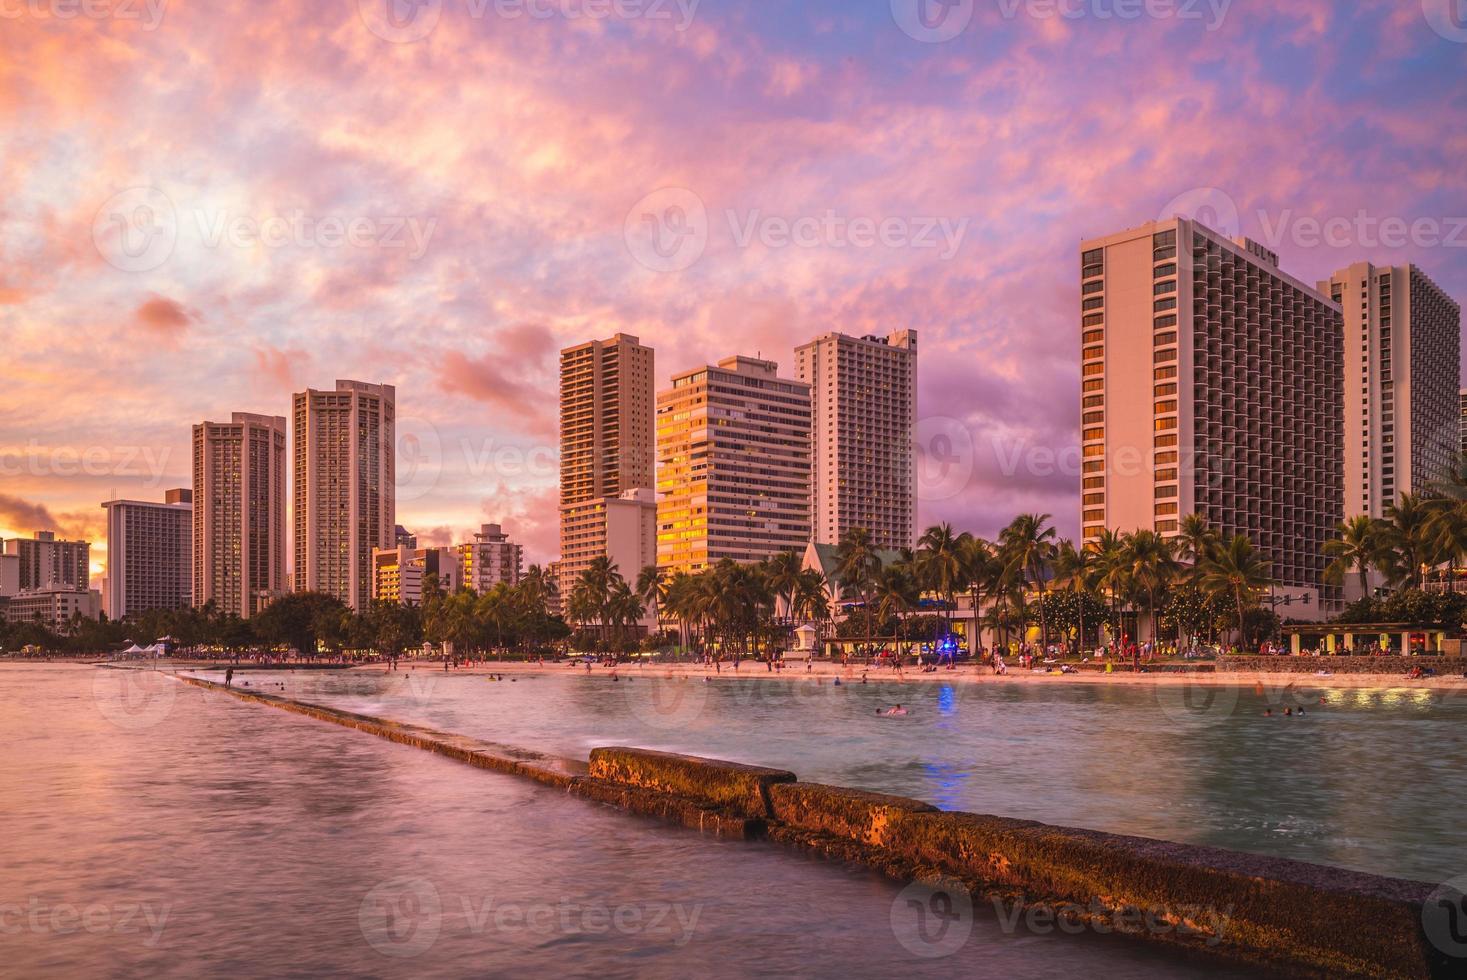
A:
[[2, 588, 102, 632], [458, 523, 523, 592]]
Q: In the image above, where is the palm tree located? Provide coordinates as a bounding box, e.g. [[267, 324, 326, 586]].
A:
[[959, 534, 995, 655], [1198, 535, 1273, 649], [1125, 530, 1180, 665], [1000, 514, 1057, 651], [1379, 494, 1436, 589], [635, 564, 666, 637], [791, 568, 831, 657], [1323, 515, 1386, 596], [873, 564, 921, 661], [914, 524, 966, 640], [836, 527, 882, 660], [1053, 539, 1096, 656], [1176, 514, 1220, 570], [764, 550, 805, 626], [1091, 528, 1130, 655]]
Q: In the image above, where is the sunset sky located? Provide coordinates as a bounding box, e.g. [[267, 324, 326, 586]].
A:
[[4, 0, 1466, 579]]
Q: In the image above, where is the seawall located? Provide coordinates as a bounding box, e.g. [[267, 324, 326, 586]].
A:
[[176, 674, 1453, 978]]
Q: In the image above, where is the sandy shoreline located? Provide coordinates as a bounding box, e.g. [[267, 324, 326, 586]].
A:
[[349, 658, 1467, 691]]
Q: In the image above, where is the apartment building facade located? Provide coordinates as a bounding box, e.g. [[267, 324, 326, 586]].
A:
[[794, 329, 918, 550]]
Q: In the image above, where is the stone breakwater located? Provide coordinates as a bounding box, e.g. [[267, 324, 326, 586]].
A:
[[176, 674, 1453, 978]]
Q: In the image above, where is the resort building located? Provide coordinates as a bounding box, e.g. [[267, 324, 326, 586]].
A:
[[0, 587, 102, 632], [458, 523, 524, 592], [192, 413, 288, 618], [1319, 263, 1460, 519], [0, 554, 18, 597], [371, 545, 460, 606], [1079, 218, 1344, 618], [101, 489, 192, 619], [560, 488, 658, 618], [2, 531, 90, 593], [657, 355, 812, 575], [1460, 389, 1467, 459], [292, 380, 396, 611], [558, 333, 655, 598], [794, 330, 918, 550]]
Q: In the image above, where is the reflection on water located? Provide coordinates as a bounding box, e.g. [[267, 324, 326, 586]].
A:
[[0, 665, 1249, 978], [211, 665, 1467, 883]]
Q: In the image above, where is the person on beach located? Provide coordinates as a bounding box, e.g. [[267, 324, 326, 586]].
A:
[[225, 668, 234, 688]]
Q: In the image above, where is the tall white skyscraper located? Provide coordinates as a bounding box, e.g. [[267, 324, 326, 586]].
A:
[[795, 330, 917, 549], [101, 489, 192, 619], [1320, 263, 1460, 519], [292, 381, 396, 611]]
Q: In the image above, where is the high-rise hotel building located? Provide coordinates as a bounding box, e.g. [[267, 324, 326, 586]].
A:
[[1319, 263, 1460, 519], [293, 381, 396, 611], [794, 330, 918, 550], [1079, 218, 1344, 616], [559, 334, 655, 596], [192, 413, 287, 617], [656, 356, 812, 575], [101, 489, 192, 619]]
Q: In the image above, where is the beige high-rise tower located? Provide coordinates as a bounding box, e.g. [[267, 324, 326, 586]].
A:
[[292, 381, 396, 611], [192, 413, 287, 617], [795, 330, 917, 549], [1319, 263, 1460, 520], [1079, 218, 1344, 618], [656, 355, 812, 575], [558, 334, 654, 596]]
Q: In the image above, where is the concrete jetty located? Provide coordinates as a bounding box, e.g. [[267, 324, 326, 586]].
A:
[[175, 673, 1455, 978]]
